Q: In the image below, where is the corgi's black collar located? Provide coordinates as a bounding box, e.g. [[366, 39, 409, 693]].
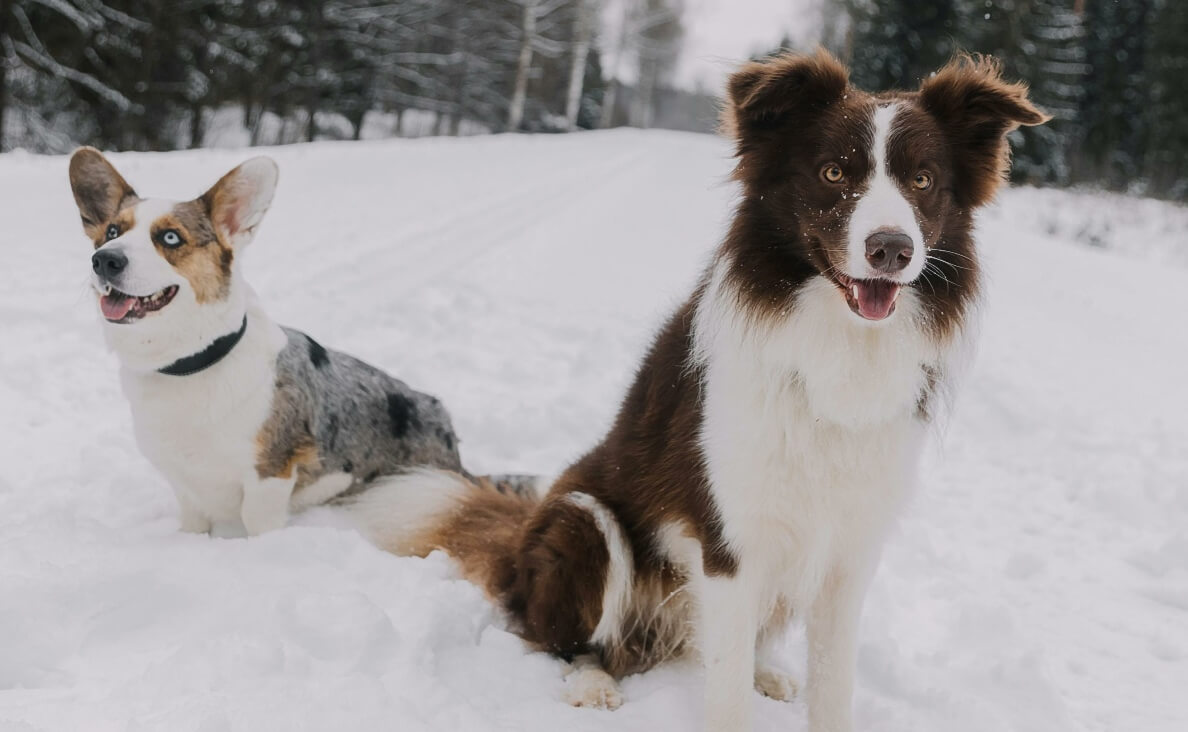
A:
[[158, 316, 248, 377]]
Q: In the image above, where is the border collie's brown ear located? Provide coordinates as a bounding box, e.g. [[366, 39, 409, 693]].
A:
[[722, 49, 849, 139], [919, 55, 1050, 206], [201, 157, 278, 249], [69, 147, 137, 240]]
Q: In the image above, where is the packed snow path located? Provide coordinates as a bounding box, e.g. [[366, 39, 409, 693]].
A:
[[1, 131, 1184, 732]]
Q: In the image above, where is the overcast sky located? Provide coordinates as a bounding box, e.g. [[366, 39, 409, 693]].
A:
[[673, 0, 818, 91]]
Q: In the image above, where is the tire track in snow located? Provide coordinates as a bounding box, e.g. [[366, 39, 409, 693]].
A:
[[316, 148, 645, 301]]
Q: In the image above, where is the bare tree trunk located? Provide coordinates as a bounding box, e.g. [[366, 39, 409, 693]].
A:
[[508, 1, 537, 132], [305, 3, 324, 143], [630, 58, 656, 129], [447, 7, 468, 137], [189, 105, 205, 148], [250, 103, 266, 146], [0, 6, 9, 152], [0, 50, 7, 152], [599, 1, 631, 129], [564, 0, 594, 130]]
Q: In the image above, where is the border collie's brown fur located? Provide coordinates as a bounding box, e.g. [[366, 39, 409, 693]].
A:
[[356, 51, 1046, 731]]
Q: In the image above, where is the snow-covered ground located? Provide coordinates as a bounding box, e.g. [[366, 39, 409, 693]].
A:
[[0, 131, 1184, 732]]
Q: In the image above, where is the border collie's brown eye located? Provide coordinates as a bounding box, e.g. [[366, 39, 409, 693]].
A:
[[821, 164, 845, 183], [105, 224, 120, 241], [913, 172, 933, 191]]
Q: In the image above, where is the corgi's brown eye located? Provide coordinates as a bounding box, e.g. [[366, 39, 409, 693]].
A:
[[821, 164, 845, 183], [159, 229, 183, 248], [105, 224, 120, 241], [913, 172, 933, 190]]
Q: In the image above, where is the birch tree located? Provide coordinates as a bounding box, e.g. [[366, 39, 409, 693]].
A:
[[507, 0, 570, 131], [564, 0, 596, 129]]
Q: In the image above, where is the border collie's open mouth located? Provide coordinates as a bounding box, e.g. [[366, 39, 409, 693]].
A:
[[98, 285, 179, 323], [832, 274, 901, 321]]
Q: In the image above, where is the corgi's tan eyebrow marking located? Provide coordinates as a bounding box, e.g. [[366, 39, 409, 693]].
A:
[[148, 201, 234, 303], [91, 207, 138, 250]]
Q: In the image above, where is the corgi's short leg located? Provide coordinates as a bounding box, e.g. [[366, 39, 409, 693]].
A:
[[563, 654, 622, 710], [176, 491, 212, 534], [241, 474, 296, 535]]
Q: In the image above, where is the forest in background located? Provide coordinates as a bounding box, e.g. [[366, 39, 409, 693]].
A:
[[1, 0, 1185, 199], [829, 0, 1187, 199]]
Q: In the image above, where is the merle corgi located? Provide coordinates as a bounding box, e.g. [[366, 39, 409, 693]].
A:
[[343, 53, 1048, 731], [69, 149, 484, 536]]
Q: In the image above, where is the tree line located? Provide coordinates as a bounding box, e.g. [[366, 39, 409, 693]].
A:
[[824, 0, 1186, 199], [0, 0, 685, 152], [3, 0, 1184, 199]]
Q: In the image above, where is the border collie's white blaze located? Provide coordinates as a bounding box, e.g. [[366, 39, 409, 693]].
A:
[[845, 104, 928, 285], [350, 51, 1047, 732]]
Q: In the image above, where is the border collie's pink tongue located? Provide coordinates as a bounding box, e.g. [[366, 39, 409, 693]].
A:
[[100, 293, 136, 321], [854, 280, 901, 320]]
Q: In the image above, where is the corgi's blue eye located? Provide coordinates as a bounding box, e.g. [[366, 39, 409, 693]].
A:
[[105, 224, 120, 241], [160, 230, 183, 248]]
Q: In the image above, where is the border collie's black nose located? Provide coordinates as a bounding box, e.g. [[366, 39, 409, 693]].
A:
[[92, 249, 128, 278], [865, 231, 913, 274]]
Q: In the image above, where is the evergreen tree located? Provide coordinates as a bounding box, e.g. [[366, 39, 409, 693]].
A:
[[1145, 0, 1188, 197], [1075, 0, 1153, 189], [844, 0, 959, 90], [1010, 0, 1088, 184]]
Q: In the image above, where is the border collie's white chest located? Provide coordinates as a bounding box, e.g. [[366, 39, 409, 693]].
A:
[[694, 272, 941, 604]]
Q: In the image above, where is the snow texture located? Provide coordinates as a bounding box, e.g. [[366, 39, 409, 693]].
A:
[[0, 130, 1184, 731]]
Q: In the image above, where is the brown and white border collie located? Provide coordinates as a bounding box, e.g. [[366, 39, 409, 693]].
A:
[[350, 52, 1047, 731]]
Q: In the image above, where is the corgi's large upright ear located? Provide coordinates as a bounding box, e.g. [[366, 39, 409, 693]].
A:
[[69, 148, 138, 240], [721, 48, 850, 140], [919, 55, 1050, 207], [201, 157, 279, 249]]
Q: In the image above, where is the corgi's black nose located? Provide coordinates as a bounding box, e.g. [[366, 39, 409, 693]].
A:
[[92, 249, 128, 278], [865, 230, 914, 274]]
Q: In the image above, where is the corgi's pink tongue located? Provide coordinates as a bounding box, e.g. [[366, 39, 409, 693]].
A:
[[100, 293, 136, 321], [855, 280, 900, 320]]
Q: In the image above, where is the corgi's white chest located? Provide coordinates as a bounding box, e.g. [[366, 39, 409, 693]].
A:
[[120, 318, 283, 522]]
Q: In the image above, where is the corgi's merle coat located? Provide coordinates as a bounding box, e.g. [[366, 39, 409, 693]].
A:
[[349, 52, 1047, 732], [69, 150, 482, 535]]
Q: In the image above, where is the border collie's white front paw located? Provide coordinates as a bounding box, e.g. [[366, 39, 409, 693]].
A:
[[562, 657, 623, 710], [754, 665, 798, 702]]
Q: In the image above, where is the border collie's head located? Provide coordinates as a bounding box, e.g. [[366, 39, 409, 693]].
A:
[[721, 51, 1047, 337], [68, 149, 278, 370]]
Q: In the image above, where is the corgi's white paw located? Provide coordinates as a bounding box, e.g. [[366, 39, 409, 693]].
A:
[[178, 508, 212, 534], [241, 475, 295, 536]]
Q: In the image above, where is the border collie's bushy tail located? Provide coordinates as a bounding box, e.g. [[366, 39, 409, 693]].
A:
[[345, 469, 544, 597]]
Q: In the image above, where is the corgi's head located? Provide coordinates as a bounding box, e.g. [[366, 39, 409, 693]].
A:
[[69, 149, 278, 371]]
